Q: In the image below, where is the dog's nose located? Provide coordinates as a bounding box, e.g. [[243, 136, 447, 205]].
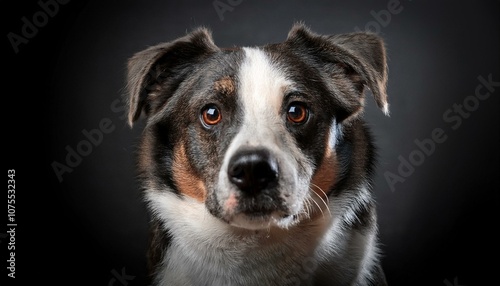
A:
[[228, 149, 279, 193]]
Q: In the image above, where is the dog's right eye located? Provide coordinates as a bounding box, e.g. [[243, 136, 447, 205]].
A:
[[201, 104, 222, 127]]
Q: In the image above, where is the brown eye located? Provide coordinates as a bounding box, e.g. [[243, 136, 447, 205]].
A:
[[287, 102, 309, 124], [201, 104, 222, 126]]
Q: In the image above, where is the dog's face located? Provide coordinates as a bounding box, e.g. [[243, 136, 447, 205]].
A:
[[126, 24, 388, 231]]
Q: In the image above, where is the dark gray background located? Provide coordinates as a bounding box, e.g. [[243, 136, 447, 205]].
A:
[[4, 0, 499, 285]]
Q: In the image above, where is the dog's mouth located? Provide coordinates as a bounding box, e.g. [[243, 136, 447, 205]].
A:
[[214, 191, 302, 230], [224, 209, 297, 230]]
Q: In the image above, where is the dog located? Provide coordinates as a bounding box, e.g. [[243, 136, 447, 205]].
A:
[[125, 23, 389, 286]]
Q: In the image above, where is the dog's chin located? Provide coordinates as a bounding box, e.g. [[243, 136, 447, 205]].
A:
[[226, 212, 298, 230]]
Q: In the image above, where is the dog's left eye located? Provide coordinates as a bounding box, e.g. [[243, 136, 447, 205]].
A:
[[287, 102, 309, 124], [201, 104, 222, 126]]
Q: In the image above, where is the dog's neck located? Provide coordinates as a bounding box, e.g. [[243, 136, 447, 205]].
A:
[[145, 190, 378, 286]]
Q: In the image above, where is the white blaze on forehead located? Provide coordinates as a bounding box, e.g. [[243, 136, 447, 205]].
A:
[[215, 48, 314, 230], [238, 47, 293, 128]]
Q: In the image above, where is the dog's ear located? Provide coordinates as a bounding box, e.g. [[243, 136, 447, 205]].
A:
[[126, 27, 219, 126], [286, 23, 389, 120]]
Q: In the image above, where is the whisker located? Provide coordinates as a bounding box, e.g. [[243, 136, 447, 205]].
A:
[[310, 183, 330, 205], [307, 188, 325, 217], [310, 192, 325, 218], [309, 186, 332, 216]]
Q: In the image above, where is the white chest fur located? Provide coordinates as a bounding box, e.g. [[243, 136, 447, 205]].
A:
[[145, 191, 377, 286]]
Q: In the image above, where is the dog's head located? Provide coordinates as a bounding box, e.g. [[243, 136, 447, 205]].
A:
[[126, 24, 388, 230]]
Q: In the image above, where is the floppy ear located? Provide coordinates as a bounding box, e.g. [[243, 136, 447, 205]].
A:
[[125, 27, 219, 126], [285, 23, 389, 119]]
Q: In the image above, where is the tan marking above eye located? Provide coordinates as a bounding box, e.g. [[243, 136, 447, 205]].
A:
[[213, 76, 235, 95], [201, 104, 222, 126]]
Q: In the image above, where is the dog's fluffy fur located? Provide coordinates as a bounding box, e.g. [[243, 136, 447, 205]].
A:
[[125, 23, 389, 286]]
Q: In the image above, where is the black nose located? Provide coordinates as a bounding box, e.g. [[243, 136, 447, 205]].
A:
[[228, 149, 279, 193]]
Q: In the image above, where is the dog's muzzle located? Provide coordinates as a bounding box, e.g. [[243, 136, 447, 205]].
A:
[[225, 147, 291, 224], [214, 144, 306, 229]]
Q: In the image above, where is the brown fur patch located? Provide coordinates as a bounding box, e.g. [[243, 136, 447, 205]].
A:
[[172, 144, 207, 202], [310, 140, 338, 202], [214, 76, 235, 95]]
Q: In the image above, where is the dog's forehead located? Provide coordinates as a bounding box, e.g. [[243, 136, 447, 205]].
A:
[[235, 47, 295, 117], [192, 46, 297, 116]]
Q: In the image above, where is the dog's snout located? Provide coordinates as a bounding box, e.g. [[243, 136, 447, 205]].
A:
[[228, 149, 279, 193]]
